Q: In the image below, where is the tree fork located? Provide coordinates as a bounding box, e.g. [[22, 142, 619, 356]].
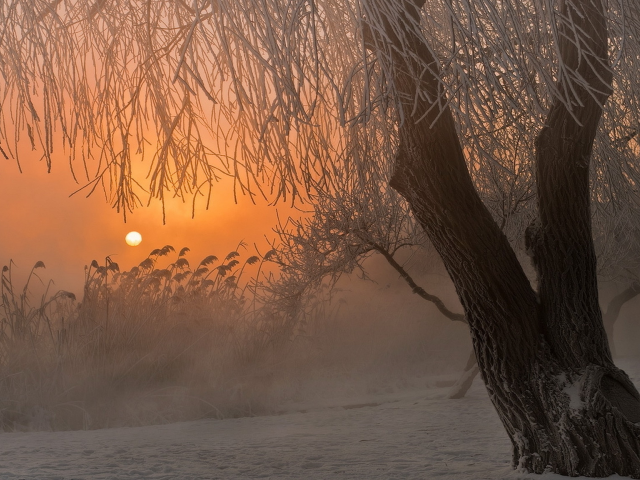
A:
[[532, 0, 640, 426]]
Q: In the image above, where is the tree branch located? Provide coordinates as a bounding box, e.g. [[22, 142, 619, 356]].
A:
[[371, 243, 465, 323]]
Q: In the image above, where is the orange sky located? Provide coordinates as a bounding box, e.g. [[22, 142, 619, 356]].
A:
[[0, 153, 298, 296]]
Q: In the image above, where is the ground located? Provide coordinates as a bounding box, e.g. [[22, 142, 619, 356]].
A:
[[0, 359, 637, 479]]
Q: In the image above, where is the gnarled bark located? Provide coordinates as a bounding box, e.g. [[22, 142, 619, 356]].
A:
[[364, 0, 640, 475]]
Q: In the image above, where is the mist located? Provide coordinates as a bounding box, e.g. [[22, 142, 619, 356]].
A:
[[0, 237, 638, 478], [3, 0, 640, 476], [0, 243, 472, 429]]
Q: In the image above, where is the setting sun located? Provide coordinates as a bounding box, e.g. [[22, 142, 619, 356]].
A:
[[125, 231, 142, 246]]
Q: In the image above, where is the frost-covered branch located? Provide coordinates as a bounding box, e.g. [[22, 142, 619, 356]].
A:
[[2, 0, 640, 220]]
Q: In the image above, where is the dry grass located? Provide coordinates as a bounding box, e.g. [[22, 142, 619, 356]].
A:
[[0, 245, 308, 431]]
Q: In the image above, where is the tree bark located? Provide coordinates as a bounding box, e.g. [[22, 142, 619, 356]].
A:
[[364, 0, 640, 476], [603, 282, 640, 357]]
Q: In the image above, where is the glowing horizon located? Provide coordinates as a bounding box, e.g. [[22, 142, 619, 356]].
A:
[[0, 155, 294, 297]]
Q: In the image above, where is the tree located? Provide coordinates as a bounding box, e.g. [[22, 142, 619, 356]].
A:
[[265, 182, 478, 395], [2, 0, 640, 476], [265, 83, 539, 399], [362, 0, 640, 476], [268, 183, 485, 397]]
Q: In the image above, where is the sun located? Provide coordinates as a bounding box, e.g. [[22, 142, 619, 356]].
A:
[[125, 231, 142, 247]]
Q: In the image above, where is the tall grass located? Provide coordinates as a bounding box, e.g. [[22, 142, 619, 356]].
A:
[[0, 245, 313, 430]]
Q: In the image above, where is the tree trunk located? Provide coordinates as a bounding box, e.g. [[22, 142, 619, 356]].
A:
[[603, 282, 640, 357], [448, 348, 479, 399], [364, 0, 640, 476]]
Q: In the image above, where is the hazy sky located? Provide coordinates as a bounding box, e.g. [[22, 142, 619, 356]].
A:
[[0, 153, 295, 296]]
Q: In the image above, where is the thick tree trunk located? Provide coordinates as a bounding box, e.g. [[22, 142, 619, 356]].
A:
[[364, 0, 640, 476], [603, 282, 640, 357]]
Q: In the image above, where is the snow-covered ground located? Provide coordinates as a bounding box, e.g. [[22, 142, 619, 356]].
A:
[[0, 358, 637, 480]]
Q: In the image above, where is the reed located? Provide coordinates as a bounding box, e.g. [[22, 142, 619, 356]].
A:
[[0, 245, 304, 430]]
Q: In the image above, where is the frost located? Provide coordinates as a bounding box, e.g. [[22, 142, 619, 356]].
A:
[[555, 372, 584, 411], [563, 378, 584, 411], [512, 431, 529, 450]]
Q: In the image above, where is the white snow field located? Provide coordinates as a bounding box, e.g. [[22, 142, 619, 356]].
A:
[[0, 359, 637, 480]]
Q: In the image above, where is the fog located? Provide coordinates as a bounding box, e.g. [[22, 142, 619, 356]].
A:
[[1, 240, 638, 478], [0, 154, 478, 434], [600, 284, 640, 358], [2, 234, 638, 435], [1, 0, 640, 474], [0, 238, 477, 430], [0, 156, 289, 297]]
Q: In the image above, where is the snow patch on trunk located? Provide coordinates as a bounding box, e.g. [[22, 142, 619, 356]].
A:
[[556, 372, 584, 411]]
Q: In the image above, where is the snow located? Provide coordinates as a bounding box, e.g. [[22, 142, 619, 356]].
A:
[[563, 381, 584, 410], [556, 372, 585, 411], [0, 359, 637, 479]]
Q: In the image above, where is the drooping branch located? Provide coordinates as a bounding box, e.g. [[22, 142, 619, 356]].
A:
[[370, 243, 465, 323]]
